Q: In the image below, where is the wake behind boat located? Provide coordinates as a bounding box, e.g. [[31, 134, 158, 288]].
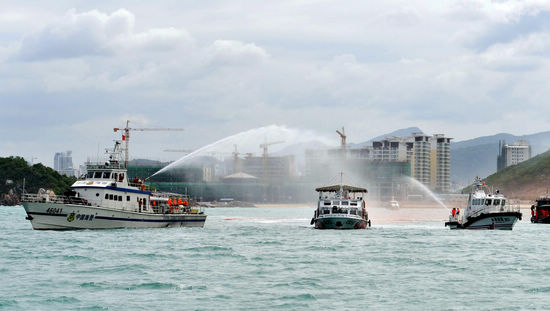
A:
[[22, 131, 206, 230], [445, 179, 521, 230], [311, 184, 370, 229]]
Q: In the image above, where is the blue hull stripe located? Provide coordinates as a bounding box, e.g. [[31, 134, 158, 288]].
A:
[[27, 212, 205, 223], [72, 185, 151, 195], [94, 216, 205, 223], [28, 212, 68, 217]]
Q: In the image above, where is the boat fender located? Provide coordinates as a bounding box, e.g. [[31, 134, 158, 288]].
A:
[[368, 220, 371, 227], [310, 218, 315, 225]]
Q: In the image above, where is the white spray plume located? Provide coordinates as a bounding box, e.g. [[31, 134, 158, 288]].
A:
[[151, 125, 335, 177]]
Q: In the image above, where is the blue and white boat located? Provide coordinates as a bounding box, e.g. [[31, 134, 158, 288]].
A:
[[311, 183, 370, 230], [22, 140, 206, 230], [445, 179, 521, 230]]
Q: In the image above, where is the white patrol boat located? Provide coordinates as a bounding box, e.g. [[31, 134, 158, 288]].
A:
[[22, 140, 206, 230], [445, 179, 521, 230], [311, 183, 370, 230]]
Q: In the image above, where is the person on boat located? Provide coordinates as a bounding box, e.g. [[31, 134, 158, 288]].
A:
[[457, 208, 460, 215], [531, 205, 535, 219], [452, 207, 456, 218]]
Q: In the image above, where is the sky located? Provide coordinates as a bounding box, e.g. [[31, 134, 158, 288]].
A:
[[2, 0, 550, 168]]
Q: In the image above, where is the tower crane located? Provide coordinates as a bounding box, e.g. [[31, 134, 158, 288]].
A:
[[259, 141, 285, 159], [163, 149, 194, 153], [336, 127, 346, 150], [113, 120, 185, 167], [336, 127, 347, 159], [259, 140, 284, 184]]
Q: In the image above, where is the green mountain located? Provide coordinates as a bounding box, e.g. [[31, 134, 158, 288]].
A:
[[473, 150, 550, 200], [0, 157, 76, 205]]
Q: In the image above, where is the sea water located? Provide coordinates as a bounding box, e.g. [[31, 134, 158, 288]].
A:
[[0, 206, 548, 310]]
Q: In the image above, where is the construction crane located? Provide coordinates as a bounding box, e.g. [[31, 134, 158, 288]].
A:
[[259, 140, 284, 185], [336, 127, 346, 150], [259, 141, 284, 159], [113, 120, 185, 167], [336, 127, 347, 159], [233, 144, 241, 173], [163, 149, 194, 153]]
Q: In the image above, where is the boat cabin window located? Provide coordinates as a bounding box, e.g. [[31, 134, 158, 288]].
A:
[[109, 194, 114, 200], [127, 196, 130, 201], [342, 201, 349, 206], [350, 201, 357, 206], [87, 172, 94, 178], [501, 199, 506, 206], [332, 201, 340, 205], [119, 173, 125, 182], [350, 208, 358, 215], [102, 172, 111, 179], [94, 172, 102, 178], [485, 199, 492, 206], [113, 173, 118, 181], [323, 209, 330, 215], [493, 199, 500, 206], [118, 196, 122, 201], [324, 201, 331, 206], [105, 194, 108, 199]]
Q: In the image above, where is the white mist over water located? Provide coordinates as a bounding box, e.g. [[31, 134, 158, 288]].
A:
[[151, 125, 335, 177], [404, 176, 449, 210]]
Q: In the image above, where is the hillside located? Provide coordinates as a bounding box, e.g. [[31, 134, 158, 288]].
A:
[[476, 150, 550, 200], [0, 157, 76, 205], [451, 130, 550, 184]]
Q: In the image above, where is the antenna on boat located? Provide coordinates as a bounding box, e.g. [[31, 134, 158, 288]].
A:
[[113, 120, 185, 168]]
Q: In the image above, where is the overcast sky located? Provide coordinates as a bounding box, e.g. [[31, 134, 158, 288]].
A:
[[2, 0, 550, 167]]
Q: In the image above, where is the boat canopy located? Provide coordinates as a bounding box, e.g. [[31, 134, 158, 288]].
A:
[[315, 185, 368, 193]]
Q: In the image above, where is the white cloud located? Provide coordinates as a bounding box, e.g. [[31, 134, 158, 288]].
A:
[[207, 40, 269, 66], [2, 3, 550, 167], [16, 8, 193, 61]]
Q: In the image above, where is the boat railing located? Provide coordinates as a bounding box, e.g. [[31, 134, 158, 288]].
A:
[[128, 182, 152, 191], [152, 205, 204, 215], [467, 202, 521, 219], [21, 193, 90, 206]]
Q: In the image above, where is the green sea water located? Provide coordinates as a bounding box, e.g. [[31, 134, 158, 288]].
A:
[[0, 206, 548, 310]]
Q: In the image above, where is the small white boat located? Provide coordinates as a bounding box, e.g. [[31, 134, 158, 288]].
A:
[[311, 183, 370, 230], [445, 179, 521, 230], [386, 197, 399, 209], [22, 139, 206, 230]]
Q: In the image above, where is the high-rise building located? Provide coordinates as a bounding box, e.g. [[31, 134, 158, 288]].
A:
[[434, 134, 452, 192], [497, 140, 531, 171], [53, 151, 75, 177]]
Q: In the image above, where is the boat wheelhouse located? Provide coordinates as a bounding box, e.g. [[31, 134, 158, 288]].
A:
[[311, 184, 370, 229], [22, 140, 206, 230], [530, 194, 550, 223], [445, 179, 521, 230]]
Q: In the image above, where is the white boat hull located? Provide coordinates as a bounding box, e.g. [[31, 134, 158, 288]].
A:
[[22, 202, 206, 230], [445, 212, 521, 230]]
